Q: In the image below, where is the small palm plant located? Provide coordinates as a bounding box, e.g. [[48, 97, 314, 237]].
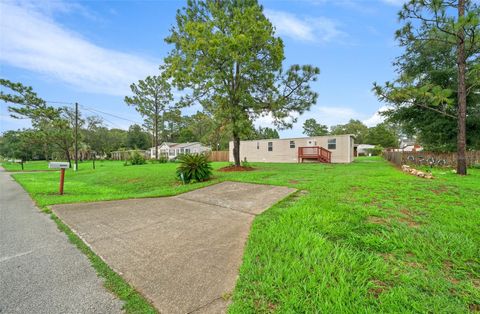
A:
[[176, 153, 213, 184]]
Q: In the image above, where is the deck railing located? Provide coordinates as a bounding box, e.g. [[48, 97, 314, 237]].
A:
[[298, 146, 332, 163]]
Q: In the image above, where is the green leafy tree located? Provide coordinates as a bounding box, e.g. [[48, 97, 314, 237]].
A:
[[330, 119, 368, 143], [0, 129, 46, 160], [125, 75, 173, 160], [247, 127, 277, 140], [303, 118, 328, 136], [82, 116, 109, 156], [364, 123, 398, 148], [164, 0, 319, 166], [127, 124, 150, 150], [374, 0, 480, 175], [256, 127, 279, 139], [0, 79, 77, 165], [106, 129, 128, 154]]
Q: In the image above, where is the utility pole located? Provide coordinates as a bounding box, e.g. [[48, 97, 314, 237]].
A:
[[74, 102, 79, 171]]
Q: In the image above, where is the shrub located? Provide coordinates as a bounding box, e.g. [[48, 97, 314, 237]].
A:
[[176, 153, 212, 184], [129, 151, 146, 165], [365, 145, 384, 156], [241, 159, 251, 168], [151, 155, 168, 164]]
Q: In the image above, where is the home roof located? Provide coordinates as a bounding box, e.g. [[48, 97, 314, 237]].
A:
[[235, 134, 355, 144], [153, 142, 207, 149]]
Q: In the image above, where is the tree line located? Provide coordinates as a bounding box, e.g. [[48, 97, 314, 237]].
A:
[[302, 118, 399, 148], [0, 88, 280, 162], [1, 0, 477, 174]]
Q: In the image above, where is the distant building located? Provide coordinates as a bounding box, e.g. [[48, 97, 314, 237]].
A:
[[397, 138, 423, 152], [229, 134, 355, 163], [150, 142, 210, 160], [356, 144, 376, 156]]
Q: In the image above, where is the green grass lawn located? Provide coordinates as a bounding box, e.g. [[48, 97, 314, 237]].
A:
[[1, 160, 56, 171], [10, 158, 480, 313]]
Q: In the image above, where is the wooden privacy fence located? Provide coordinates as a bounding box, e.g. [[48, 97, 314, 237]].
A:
[[384, 150, 480, 168], [208, 150, 229, 162]]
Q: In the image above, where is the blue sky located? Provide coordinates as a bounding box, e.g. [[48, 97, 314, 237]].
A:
[[0, 0, 405, 137]]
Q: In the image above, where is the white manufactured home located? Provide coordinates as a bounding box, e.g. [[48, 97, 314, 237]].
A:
[[150, 142, 210, 160], [229, 134, 355, 163]]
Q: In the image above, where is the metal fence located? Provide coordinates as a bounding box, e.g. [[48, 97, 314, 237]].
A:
[[384, 150, 480, 168]]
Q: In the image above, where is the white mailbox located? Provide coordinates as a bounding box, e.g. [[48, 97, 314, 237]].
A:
[[49, 162, 70, 169]]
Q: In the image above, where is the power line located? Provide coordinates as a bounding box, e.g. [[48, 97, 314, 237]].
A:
[[43, 100, 143, 127], [81, 107, 124, 129], [79, 104, 140, 124], [45, 100, 75, 105]]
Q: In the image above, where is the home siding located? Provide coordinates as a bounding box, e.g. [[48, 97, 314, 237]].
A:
[[229, 135, 354, 163]]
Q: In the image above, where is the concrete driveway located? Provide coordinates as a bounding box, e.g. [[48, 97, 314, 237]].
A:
[[52, 181, 296, 313]]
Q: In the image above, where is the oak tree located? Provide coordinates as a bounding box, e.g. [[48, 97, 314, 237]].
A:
[[164, 0, 319, 166], [303, 118, 328, 136]]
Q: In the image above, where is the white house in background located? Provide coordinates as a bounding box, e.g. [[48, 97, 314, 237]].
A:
[[229, 134, 355, 163], [150, 142, 210, 159], [356, 144, 376, 156], [395, 137, 423, 152]]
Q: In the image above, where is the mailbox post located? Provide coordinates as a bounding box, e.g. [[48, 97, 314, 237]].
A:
[[49, 162, 69, 195]]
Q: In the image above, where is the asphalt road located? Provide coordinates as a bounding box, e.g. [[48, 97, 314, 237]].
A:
[[0, 168, 123, 314]]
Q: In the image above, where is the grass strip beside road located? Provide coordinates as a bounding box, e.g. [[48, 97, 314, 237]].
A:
[[49, 209, 157, 313]]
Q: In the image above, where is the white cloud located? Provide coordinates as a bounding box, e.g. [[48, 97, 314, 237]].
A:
[[253, 105, 362, 136], [362, 105, 389, 127], [264, 9, 346, 43], [0, 1, 160, 96], [253, 105, 391, 138]]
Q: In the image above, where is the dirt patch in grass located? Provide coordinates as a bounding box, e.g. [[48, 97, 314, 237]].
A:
[[368, 280, 389, 298], [398, 209, 422, 228], [442, 260, 463, 285], [469, 303, 480, 312], [253, 300, 277, 313], [380, 253, 394, 262], [217, 165, 255, 172], [472, 279, 480, 288], [405, 261, 423, 269], [289, 180, 300, 184], [398, 217, 421, 228], [126, 178, 141, 183], [444, 260, 454, 271], [431, 185, 449, 195], [367, 216, 389, 225]]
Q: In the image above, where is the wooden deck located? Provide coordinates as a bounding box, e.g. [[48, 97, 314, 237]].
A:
[[298, 146, 332, 163]]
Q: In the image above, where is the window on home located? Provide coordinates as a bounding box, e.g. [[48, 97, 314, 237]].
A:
[[268, 142, 273, 151], [257, 142, 259, 149], [185, 148, 190, 154], [290, 141, 295, 148], [328, 138, 336, 150], [169, 149, 174, 156]]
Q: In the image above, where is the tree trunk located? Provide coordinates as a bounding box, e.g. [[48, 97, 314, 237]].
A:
[[65, 149, 71, 168], [456, 0, 467, 175], [232, 131, 241, 166], [154, 101, 159, 160]]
